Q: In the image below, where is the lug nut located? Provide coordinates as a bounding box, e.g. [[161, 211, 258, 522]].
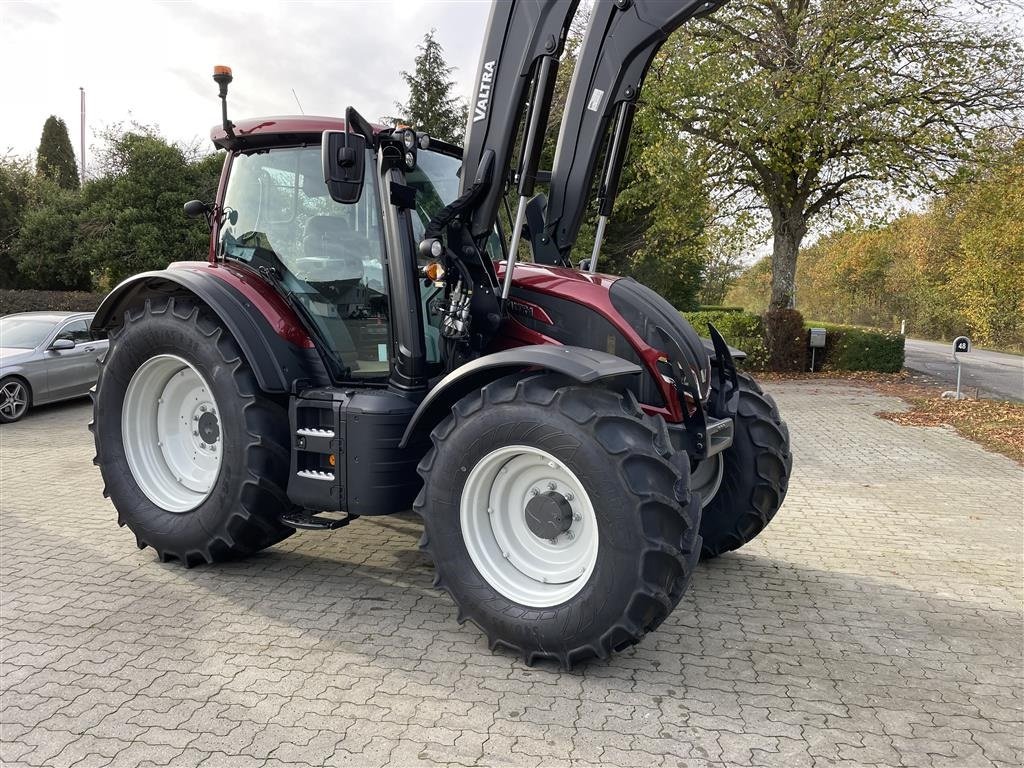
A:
[[548, 537, 558, 545], [565, 492, 574, 501], [565, 531, 575, 541], [547, 481, 557, 491], [531, 488, 539, 496], [573, 512, 581, 522]]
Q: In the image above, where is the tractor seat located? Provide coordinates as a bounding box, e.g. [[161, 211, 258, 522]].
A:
[[298, 216, 365, 283]]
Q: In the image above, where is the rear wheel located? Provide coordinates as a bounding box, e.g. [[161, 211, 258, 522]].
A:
[[415, 373, 702, 668], [696, 371, 791, 559], [91, 297, 293, 565]]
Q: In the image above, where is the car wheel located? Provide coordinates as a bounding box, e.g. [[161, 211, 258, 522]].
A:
[[0, 377, 31, 424]]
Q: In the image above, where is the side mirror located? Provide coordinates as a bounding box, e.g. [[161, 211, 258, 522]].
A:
[[183, 199, 212, 227], [50, 337, 75, 351], [322, 130, 366, 204]]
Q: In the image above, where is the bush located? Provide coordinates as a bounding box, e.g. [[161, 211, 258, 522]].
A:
[[682, 309, 768, 370], [809, 322, 905, 372], [696, 305, 745, 313], [0, 289, 106, 315], [763, 309, 807, 372]]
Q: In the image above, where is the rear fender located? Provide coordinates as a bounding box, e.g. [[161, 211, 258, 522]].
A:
[[91, 262, 330, 393], [398, 345, 641, 448]]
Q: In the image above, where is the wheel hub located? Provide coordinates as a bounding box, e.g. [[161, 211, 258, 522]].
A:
[[525, 491, 574, 540], [197, 410, 220, 445]]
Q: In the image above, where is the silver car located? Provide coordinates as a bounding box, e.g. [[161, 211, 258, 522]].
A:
[[0, 311, 108, 423]]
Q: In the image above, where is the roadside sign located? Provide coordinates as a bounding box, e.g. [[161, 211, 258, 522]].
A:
[[953, 336, 971, 354]]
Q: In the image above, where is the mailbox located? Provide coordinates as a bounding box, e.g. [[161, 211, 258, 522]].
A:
[[953, 336, 971, 354], [809, 328, 827, 349]]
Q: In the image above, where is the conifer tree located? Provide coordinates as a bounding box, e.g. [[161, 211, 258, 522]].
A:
[[36, 116, 80, 190]]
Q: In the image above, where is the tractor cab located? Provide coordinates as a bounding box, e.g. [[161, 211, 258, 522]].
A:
[[209, 117, 502, 387]]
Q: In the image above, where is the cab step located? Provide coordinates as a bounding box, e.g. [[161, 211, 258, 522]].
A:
[[279, 510, 358, 531]]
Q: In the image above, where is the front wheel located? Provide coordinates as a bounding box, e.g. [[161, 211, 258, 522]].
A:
[[91, 297, 293, 566], [415, 373, 702, 668], [695, 371, 791, 558], [0, 377, 31, 423]]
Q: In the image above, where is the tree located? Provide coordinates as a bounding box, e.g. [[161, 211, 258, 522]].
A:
[[651, 0, 1024, 309], [391, 30, 467, 144], [10, 125, 221, 291], [0, 156, 34, 288], [74, 127, 221, 286], [36, 116, 80, 190]]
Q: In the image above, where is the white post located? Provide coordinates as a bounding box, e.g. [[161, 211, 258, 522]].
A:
[[900, 319, 906, 335], [79, 87, 86, 182], [955, 359, 962, 399]]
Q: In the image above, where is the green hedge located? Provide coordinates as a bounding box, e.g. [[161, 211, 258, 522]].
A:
[[807, 321, 905, 372], [683, 310, 769, 370], [683, 310, 905, 373], [696, 305, 745, 313], [0, 289, 106, 316]]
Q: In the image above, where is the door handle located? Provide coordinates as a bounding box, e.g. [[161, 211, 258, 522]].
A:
[[84, 346, 95, 352]]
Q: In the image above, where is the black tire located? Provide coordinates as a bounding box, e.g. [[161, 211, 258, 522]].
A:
[[0, 376, 32, 424], [698, 371, 791, 559], [90, 296, 293, 566], [415, 373, 702, 669]]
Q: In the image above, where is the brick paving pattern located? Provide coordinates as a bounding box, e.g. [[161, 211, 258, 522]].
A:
[[1, 379, 1022, 767]]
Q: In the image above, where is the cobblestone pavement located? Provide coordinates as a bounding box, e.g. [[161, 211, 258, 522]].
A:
[[1, 380, 1022, 768]]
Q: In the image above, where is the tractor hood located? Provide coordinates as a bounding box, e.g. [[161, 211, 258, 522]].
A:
[[499, 262, 713, 410]]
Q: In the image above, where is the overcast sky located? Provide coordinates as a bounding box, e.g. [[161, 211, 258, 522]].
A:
[[1, 0, 492, 171]]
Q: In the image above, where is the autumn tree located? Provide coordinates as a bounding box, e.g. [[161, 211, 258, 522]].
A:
[[36, 115, 80, 190], [651, 0, 1024, 309], [392, 30, 467, 144]]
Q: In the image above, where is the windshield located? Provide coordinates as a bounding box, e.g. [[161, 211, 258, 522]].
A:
[[0, 316, 57, 349]]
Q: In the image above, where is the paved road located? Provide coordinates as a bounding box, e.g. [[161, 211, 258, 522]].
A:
[[1, 383, 1022, 767], [904, 337, 1023, 401]]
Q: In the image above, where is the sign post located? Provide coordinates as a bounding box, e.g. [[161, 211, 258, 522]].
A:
[[945, 336, 971, 400]]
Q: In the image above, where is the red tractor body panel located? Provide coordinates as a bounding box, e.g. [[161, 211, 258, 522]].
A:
[[168, 261, 314, 349], [493, 261, 683, 422]]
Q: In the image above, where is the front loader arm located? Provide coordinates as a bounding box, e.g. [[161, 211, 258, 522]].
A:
[[539, 0, 727, 266], [460, 0, 580, 242]]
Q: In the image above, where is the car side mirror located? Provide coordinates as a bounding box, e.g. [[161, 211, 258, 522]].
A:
[[50, 337, 75, 351], [322, 130, 366, 204]]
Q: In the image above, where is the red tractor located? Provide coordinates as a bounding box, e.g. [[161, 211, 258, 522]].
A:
[[91, 0, 790, 667]]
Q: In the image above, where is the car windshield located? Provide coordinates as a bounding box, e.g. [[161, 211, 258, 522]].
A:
[[0, 316, 58, 349]]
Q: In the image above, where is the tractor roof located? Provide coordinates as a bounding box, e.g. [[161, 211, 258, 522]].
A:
[[210, 115, 385, 151]]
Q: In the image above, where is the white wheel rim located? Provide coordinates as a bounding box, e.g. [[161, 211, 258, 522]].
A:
[[692, 454, 724, 508], [461, 445, 599, 608], [122, 355, 223, 512], [0, 381, 28, 420]]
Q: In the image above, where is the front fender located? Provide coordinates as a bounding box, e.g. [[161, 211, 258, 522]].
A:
[[397, 345, 641, 448], [91, 262, 329, 393]]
